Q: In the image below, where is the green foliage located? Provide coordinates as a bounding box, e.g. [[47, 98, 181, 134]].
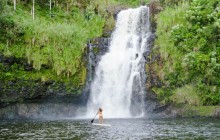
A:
[[170, 84, 201, 105], [1, 3, 105, 78], [185, 105, 219, 117], [0, 0, 7, 12], [114, 0, 149, 6], [0, 0, 109, 92], [160, 0, 190, 7], [171, 0, 220, 53], [152, 87, 173, 104], [0, 15, 15, 43], [171, 0, 220, 105], [153, 0, 220, 105], [152, 2, 189, 95]]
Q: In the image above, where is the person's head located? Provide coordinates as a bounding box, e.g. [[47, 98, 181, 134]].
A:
[[99, 108, 102, 112]]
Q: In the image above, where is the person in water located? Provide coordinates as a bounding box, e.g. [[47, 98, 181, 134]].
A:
[[97, 108, 103, 124]]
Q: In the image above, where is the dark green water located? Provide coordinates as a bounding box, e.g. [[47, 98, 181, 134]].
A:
[[0, 118, 220, 140]]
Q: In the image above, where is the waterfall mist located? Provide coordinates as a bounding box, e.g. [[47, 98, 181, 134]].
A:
[[86, 6, 151, 118]]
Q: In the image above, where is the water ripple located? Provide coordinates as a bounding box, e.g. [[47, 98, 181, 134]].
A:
[[0, 118, 220, 140]]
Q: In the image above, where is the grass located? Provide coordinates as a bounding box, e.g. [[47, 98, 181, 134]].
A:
[[185, 105, 220, 117], [151, 1, 190, 100], [152, 0, 220, 106], [1, 3, 105, 83], [155, 2, 188, 59], [153, 2, 189, 84], [170, 84, 201, 106]]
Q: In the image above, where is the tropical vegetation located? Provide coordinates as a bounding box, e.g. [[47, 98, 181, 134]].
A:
[[151, 0, 220, 105], [0, 0, 219, 107]]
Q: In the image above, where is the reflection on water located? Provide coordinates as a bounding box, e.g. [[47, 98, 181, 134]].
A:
[[0, 118, 220, 140]]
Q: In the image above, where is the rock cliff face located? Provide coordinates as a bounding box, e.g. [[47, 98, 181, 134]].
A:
[[87, 38, 110, 80], [0, 53, 82, 106], [0, 101, 80, 119]]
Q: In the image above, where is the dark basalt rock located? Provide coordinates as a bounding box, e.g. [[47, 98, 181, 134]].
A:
[[0, 102, 80, 120], [86, 37, 110, 79], [24, 62, 33, 71]]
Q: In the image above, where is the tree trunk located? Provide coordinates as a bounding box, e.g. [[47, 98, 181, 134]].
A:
[[50, 0, 52, 17], [66, 2, 68, 13], [32, 0, 35, 20], [14, 0, 16, 11]]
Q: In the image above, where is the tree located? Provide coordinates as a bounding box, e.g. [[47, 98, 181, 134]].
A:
[[14, 0, 16, 11], [49, 0, 52, 17], [32, 0, 35, 20]]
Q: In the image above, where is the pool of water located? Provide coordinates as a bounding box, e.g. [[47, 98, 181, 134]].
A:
[[0, 118, 220, 140]]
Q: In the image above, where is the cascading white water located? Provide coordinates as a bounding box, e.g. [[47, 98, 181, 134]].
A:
[[86, 6, 151, 118]]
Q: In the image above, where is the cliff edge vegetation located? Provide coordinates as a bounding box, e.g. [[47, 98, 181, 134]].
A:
[[149, 0, 220, 107]]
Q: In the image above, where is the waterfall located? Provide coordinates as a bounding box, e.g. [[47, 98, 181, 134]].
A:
[[86, 6, 151, 118]]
